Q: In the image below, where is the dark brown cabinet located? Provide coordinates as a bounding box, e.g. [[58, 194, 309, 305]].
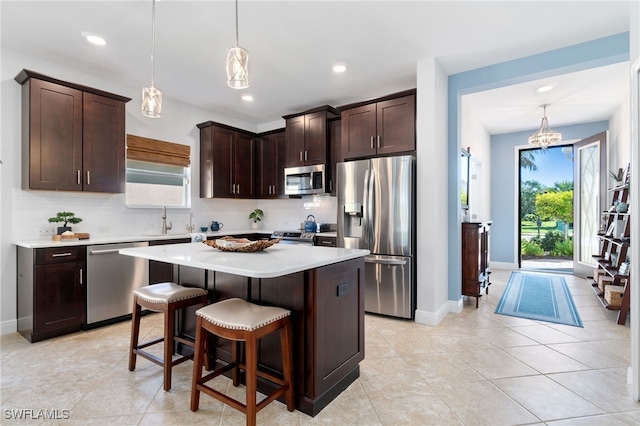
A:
[[198, 121, 255, 199], [15, 69, 129, 193], [17, 246, 86, 342], [283, 106, 339, 168], [341, 93, 415, 160], [256, 129, 286, 198], [462, 221, 491, 308], [327, 118, 341, 195]]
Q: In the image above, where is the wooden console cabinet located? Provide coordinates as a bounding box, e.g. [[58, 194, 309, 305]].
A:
[[462, 221, 492, 307]]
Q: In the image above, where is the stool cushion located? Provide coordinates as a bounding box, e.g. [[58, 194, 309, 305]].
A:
[[196, 298, 290, 331], [134, 282, 208, 304]]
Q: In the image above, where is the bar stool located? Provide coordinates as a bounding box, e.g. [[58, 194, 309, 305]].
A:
[[129, 282, 208, 391], [190, 298, 294, 426]]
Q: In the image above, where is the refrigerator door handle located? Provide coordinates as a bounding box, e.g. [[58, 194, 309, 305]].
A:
[[365, 255, 408, 266], [363, 168, 371, 242], [368, 168, 375, 241]]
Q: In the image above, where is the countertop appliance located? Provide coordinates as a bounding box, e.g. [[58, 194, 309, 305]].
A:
[[86, 241, 149, 326], [270, 230, 316, 245], [337, 155, 416, 319]]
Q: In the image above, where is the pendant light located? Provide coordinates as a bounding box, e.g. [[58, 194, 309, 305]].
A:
[[528, 104, 561, 149], [142, 0, 162, 118], [226, 0, 249, 89]]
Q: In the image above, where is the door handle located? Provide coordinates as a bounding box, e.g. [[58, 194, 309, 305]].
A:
[[365, 256, 407, 265], [88, 248, 121, 255], [52, 252, 73, 257], [79, 268, 83, 285], [86, 170, 91, 185]]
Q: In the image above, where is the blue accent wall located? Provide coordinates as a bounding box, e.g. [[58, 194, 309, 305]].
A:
[[490, 121, 609, 264], [447, 32, 629, 301]]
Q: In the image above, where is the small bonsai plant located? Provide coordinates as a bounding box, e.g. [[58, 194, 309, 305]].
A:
[[248, 208, 264, 223], [48, 211, 82, 234], [609, 168, 624, 183]]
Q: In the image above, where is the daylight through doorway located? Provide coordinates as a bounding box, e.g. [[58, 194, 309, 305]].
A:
[[519, 145, 574, 272]]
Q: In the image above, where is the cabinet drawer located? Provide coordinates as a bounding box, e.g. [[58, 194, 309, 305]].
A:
[[36, 246, 85, 265], [315, 236, 337, 247]]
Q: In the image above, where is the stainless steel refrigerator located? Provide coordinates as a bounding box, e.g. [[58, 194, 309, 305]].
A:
[[337, 155, 415, 319]]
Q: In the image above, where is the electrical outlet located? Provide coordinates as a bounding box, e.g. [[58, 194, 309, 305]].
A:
[[38, 227, 53, 236]]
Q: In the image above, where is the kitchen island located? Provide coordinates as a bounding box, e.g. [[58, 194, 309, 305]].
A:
[[119, 242, 368, 417]]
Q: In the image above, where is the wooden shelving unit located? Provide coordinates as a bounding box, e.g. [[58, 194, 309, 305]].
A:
[[591, 169, 631, 325]]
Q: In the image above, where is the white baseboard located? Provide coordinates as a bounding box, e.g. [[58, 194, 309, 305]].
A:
[[1, 319, 17, 336], [491, 261, 518, 270], [415, 299, 460, 326]]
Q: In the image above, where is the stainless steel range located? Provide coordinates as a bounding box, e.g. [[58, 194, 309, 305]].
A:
[[270, 230, 316, 245]]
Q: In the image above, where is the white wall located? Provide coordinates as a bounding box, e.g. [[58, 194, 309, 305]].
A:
[[0, 48, 336, 334], [414, 57, 450, 324]]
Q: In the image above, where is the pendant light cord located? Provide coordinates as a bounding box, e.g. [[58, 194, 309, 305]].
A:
[[235, 0, 239, 46], [150, 0, 156, 86]]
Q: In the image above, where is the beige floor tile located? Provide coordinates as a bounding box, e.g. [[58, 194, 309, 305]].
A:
[[431, 380, 539, 425], [462, 348, 539, 379], [493, 375, 604, 421], [503, 345, 589, 374], [547, 341, 630, 369], [366, 387, 463, 425], [510, 324, 582, 344], [474, 326, 539, 348], [546, 413, 634, 425]]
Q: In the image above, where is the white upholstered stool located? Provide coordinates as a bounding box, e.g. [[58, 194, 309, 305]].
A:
[[190, 298, 294, 426], [128, 282, 208, 391]]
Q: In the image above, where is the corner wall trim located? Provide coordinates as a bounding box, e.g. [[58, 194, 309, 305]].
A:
[[1, 319, 17, 336]]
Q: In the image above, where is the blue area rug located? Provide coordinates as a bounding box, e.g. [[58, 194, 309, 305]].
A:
[[495, 272, 583, 327]]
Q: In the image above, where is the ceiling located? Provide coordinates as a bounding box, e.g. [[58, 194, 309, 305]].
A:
[[1, 1, 633, 134]]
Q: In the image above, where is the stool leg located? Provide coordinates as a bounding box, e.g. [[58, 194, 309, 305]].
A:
[[128, 297, 141, 372], [245, 335, 258, 426], [280, 321, 295, 411], [190, 316, 205, 412], [232, 340, 240, 387], [163, 304, 175, 391]]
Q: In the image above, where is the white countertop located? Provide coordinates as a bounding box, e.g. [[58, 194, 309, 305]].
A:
[[13, 229, 272, 249], [119, 242, 369, 278]]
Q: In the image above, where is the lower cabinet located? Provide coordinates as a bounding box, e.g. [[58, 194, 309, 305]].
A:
[[17, 246, 86, 342]]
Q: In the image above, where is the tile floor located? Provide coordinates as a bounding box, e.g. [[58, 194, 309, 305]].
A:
[[1, 268, 638, 425]]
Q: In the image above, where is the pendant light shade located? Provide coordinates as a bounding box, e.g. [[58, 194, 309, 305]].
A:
[[226, 0, 249, 89], [142, 0, 162, 118], [528, 104, 561, 149]]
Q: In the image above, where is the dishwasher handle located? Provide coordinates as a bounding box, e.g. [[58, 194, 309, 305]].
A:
[[88, 248, 123, 255]]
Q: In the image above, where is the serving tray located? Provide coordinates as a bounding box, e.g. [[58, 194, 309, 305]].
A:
[[202, 237, 281, 252]]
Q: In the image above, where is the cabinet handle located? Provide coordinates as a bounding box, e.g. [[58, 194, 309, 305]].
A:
[[77, 170, 81, 185], [299, 151, 303, 162], [79, 268, 83, 285], [304, 151, 308, 161], [320, 240, 334, 246], [231, 183, 236, 194], [52, 252, 73, 257], [86, 170, 91, 185], [329, 180, 333, 192], [377, 135, 381, 148], [236, 184, 240, 195], [370, 136, 374, 149]]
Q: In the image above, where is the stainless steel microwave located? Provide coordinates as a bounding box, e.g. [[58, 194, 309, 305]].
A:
[[284, 164, 327, 195]]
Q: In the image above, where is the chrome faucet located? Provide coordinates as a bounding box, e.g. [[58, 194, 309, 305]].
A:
[[161, 205, 172, 234], [186, 212, 195, 232]]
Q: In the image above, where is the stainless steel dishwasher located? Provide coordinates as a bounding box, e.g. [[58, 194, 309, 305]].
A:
[[86, 241, 149, 325]]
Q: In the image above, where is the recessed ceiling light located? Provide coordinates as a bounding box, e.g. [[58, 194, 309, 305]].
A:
[[332, 63, 347, 73], [242, 95, 253, 102], [536, 85, 554, 93], [81, 31, 106, 46]]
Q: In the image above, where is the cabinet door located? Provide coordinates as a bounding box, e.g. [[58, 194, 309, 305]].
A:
[[83, 92, 126, 193], [212, 126, 235, 198], [304, 111, 328, 165], [273, 131, 287, 196], [341, 104, 376, 160], [328, 119, 341, 195], [376, 94, 415, 156], [255, 137, 273, 198], [285, 115, 305, 167], [34, 262, 85, 334], [233, 131, 255, 198], [26, 79, 83, 191]]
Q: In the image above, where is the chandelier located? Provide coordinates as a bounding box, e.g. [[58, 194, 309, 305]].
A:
[[226, 0, 249, 89], [142, 0, 162, 118], [528, 104, 561, 149]]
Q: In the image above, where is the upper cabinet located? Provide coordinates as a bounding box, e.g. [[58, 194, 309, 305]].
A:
[[198, 121, 255, 199], [283, 106, 339, 168], [256, 129, 286, 198], [15, 69, 130, 193], [341, 91, 415, 160]]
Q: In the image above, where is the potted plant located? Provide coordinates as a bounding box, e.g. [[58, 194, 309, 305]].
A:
[[248, 209, 264, 229], [609, 168, 624, 186], [48, 211, 83, 234]]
